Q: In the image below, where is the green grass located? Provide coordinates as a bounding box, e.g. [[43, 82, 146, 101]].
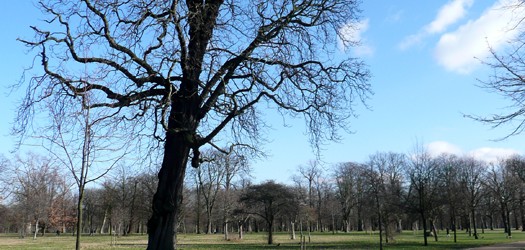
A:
[[0, 229, 524, 249]]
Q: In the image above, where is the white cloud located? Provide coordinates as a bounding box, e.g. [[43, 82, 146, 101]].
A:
[[338, 19, 374, 56], [468, 147, 521, 164], [434, 0, 525, 74], [399, 0, 473, 50], [426, 0, 474, 34], [427, 141, 463, 157], [426, 140, 521, 164]]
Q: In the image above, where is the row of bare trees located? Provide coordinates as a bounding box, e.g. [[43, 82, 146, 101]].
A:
[[0, 154, 154, 238], [1, 148, 525, 248], [181, 150, 525, 249]]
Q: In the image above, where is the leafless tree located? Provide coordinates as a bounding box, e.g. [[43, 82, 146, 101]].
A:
[[218, 149, 250, 240], [194, 150, 225, 234], [0, 155, 11, 203], [457, 156, 485, 239], [9, 154, 62, 240], [467, 1, 525, 138], [17, 1, 370, 248], [434, 153, 461, 242], [484, 160, 519, 238], [333, 161, 364, 233], [294, 160, 324, 232], [366, 152, 407, 248], [33, 92, 128, 250], [505, 155, 525, 231], [405, 147, 440, 246]]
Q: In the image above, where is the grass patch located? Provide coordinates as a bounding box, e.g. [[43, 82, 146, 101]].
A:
[[0, 229, 523, 249]]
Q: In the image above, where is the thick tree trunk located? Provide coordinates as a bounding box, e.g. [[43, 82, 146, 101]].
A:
[[147, 130, 192, 250]]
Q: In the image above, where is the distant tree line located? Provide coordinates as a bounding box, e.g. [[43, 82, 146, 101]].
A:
[[1, 148, 525, 247]]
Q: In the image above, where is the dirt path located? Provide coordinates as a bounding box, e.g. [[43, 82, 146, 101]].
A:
[[465, 241, 525, 250]]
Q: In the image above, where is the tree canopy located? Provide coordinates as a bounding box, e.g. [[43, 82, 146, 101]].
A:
[[17, 1, 370, 249]]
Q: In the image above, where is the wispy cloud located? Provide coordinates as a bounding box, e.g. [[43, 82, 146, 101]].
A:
[[399, 0, 474, 50], [338, 19, 374, 56], [426, 0, 475, 34], [434, 0, 525, 74], [427, 141, 463, 157]]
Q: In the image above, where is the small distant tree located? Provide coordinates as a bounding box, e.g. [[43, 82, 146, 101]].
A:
[[366, 152, 407, 249], [239, 181, 297, 245], [10, 154, 62, 240], [219, 150, 250, 240], [405, 146, 440, 246], [48, 176, 76, 234], [485, 159, 520, 238], [334, 161, 364, 233], [505, 155, 525, 231], [457, 157, 485, 239], [434, 153, 461, 243], [194, 150, 225, 234], [293, 160, 324, 232]]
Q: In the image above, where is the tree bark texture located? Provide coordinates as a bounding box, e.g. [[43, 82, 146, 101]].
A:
[[147, 130, 192, 249]]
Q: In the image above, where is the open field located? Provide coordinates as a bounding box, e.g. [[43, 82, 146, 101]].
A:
[[0, 229, 524, 249]]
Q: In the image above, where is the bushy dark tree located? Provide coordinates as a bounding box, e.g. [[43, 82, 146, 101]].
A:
[[238, 181, 297, 245]]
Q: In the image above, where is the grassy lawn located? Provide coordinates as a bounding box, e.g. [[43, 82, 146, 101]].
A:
[[0, 229, 523, 249]]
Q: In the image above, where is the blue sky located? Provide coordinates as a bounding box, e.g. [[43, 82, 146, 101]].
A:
[[1, 1, 524, 184]]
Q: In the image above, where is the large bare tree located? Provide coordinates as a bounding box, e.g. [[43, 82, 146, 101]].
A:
[[17, 1, 370, 249]]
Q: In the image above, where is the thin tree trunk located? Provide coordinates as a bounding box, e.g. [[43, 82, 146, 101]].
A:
[[472, 209, 478, 239], [100, 209, 107, 234], [421, 213, 428, 246], [290, 221, 296, 240], [239, 222, 243, 240], [521, 190, 525, 231], [127, 181, 138, 235], [452, 213, 457, 243], [206, 213, 212, 234], [75, 191, 84, 250], [224, 220, 229, 240], [506, 209, 512, 237], [378, 213, 383, 250], [33, 219, 39, 240], [430, 219, 438, 242], [196, 184, 201, 234], [501, 206, 509, 234]]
